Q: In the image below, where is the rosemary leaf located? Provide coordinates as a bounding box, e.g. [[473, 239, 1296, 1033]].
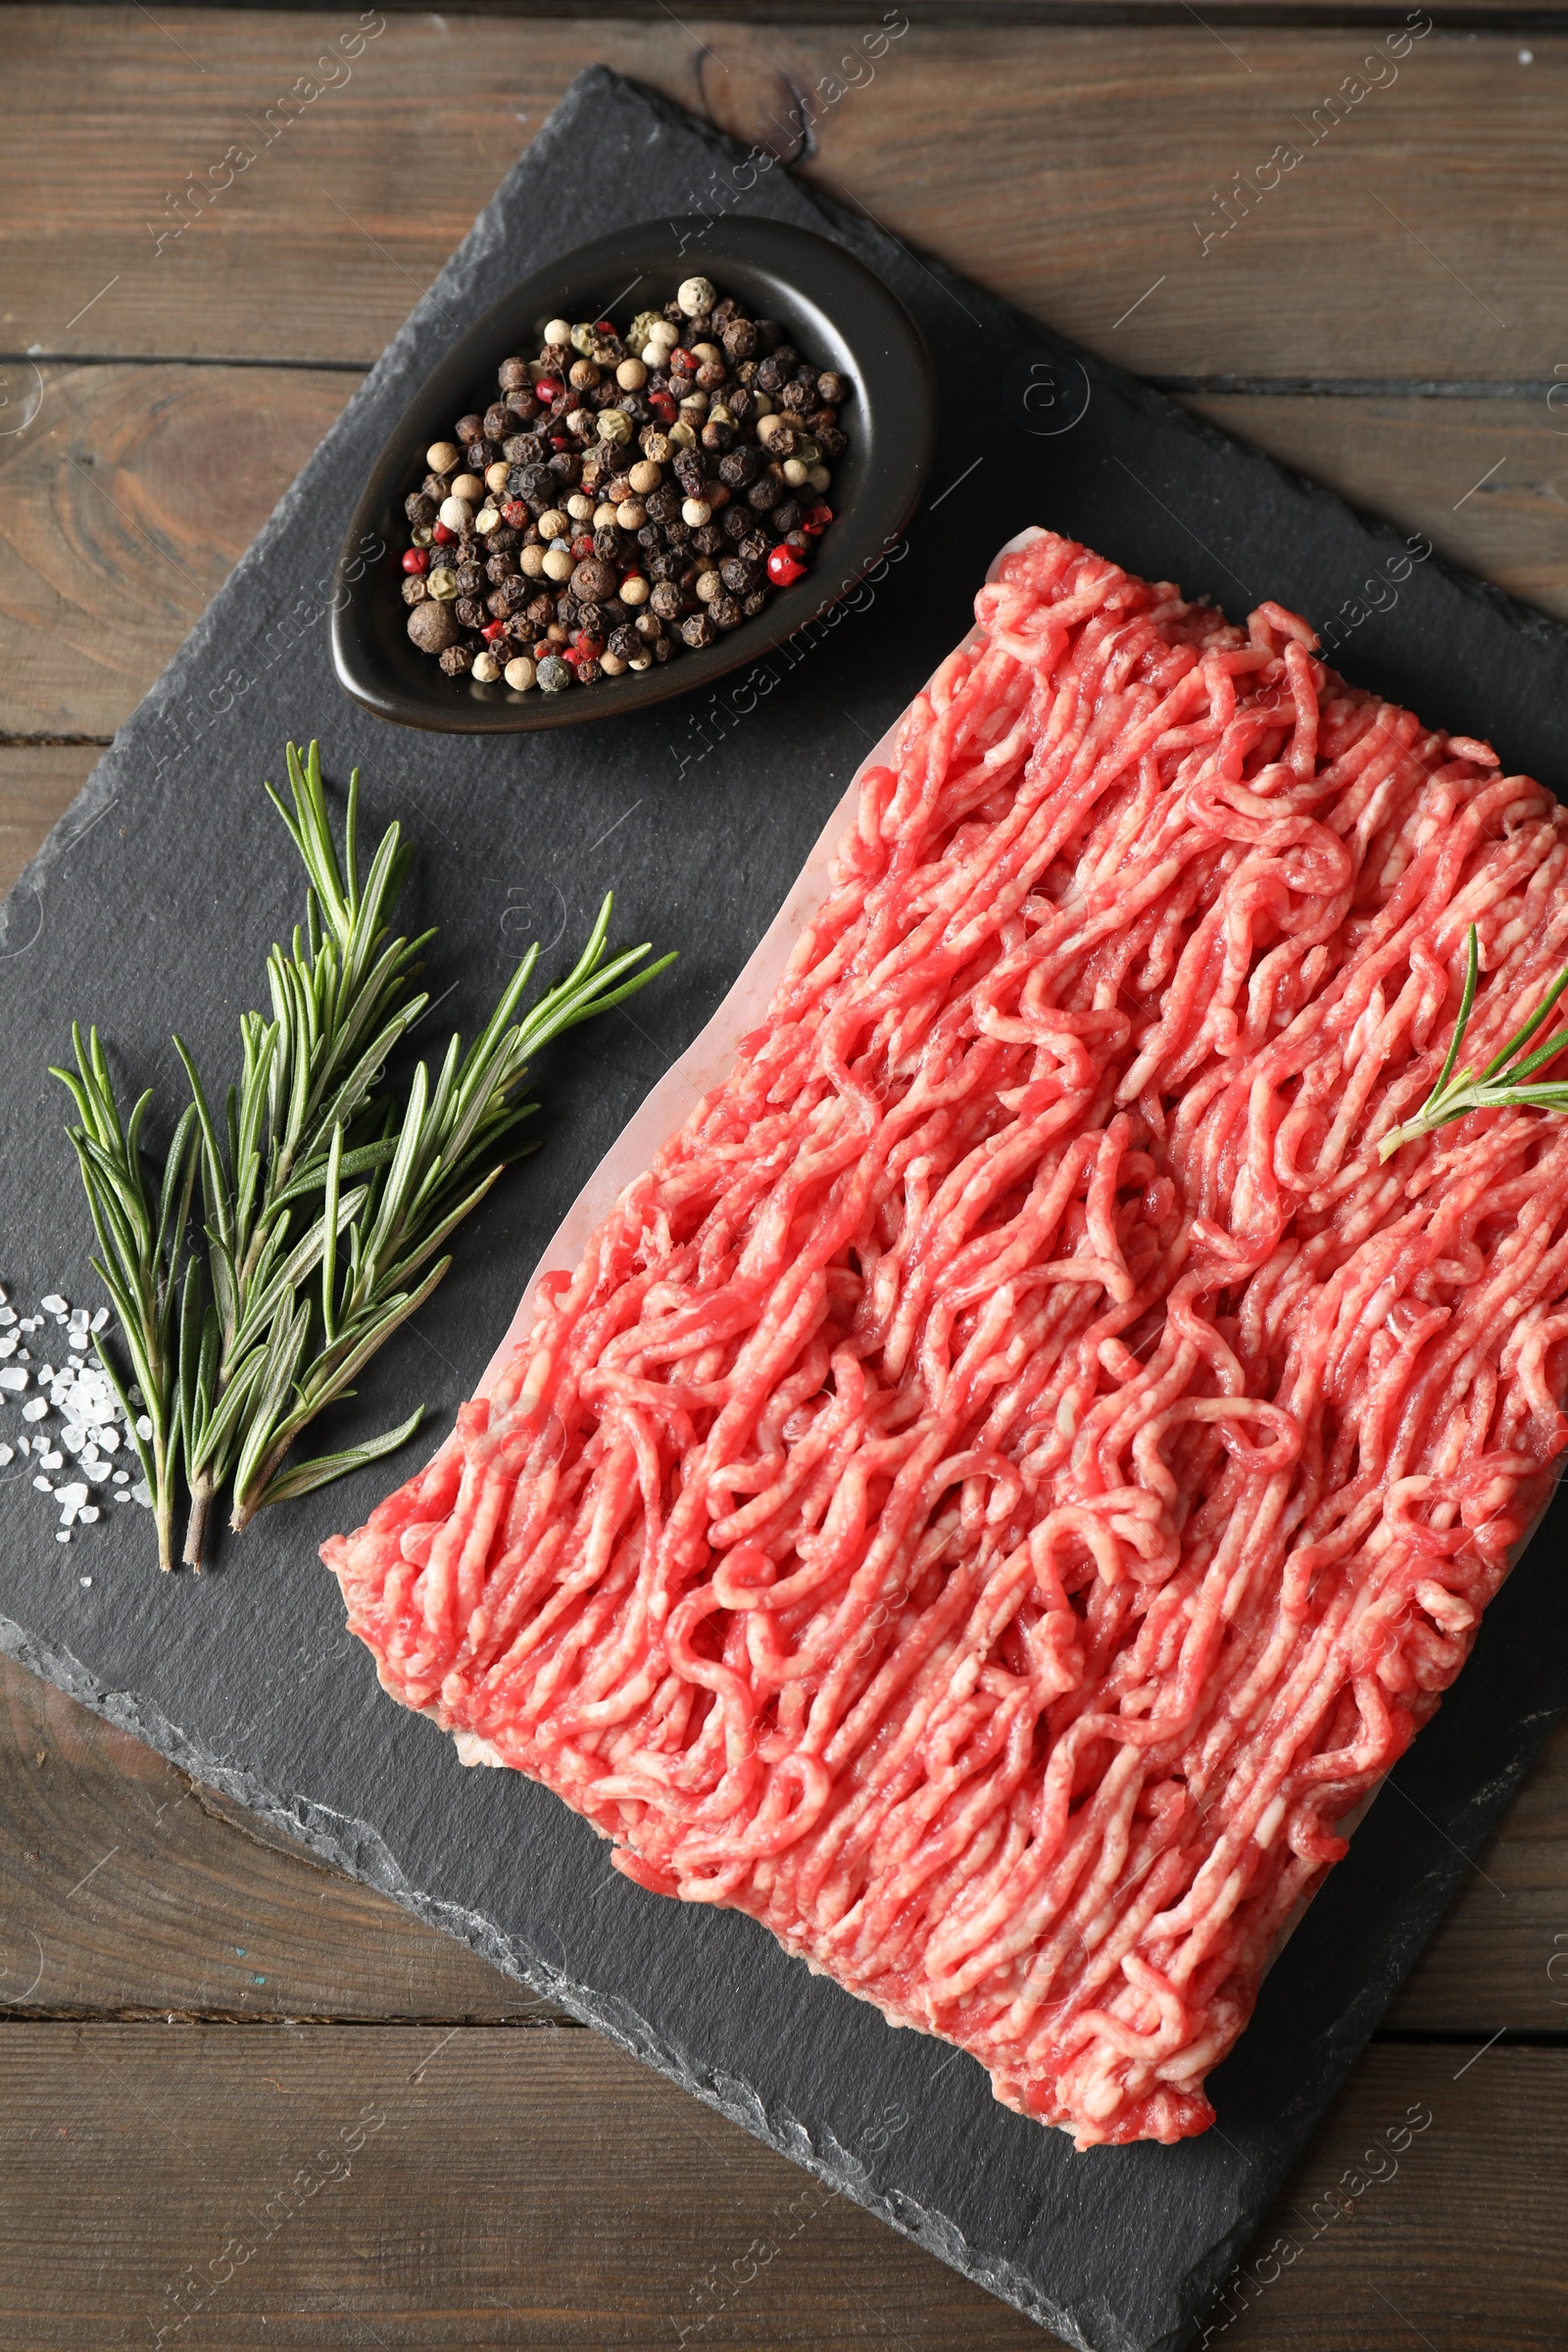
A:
[[1379, 924, 1568, 1161]]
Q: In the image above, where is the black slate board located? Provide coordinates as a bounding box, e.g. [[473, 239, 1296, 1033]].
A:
[[3, 71, 1566, 2352]]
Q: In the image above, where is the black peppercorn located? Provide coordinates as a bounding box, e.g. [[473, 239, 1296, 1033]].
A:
[[486, 553, 515, 583], [719, 556, 757, 595], [525, 593, 556, 630], [816, 423, 848, 459], [422, 471, 449, 501], [466, 436, 498, 469], [646, 485, 679, 524], [439, 643, 474, 676], [737, 531, 768, 566], [701, 419, 734, 455], [505, 613, 534, 646], [455, 413, 484, 444], [637, 522, 662, 554], [722, 318, 759, 361], [498, 357, 530, 392], [754, 318, 783, 353], [607, 623, 639, 662], [772, 346, 799, 372], [649, 552, 681, 584], [576, 600, 606, 633], [691, 523, 723, 558], [483, 402, 511, 440], [681, 611, 716, 650], [485, 587, 510, 619], [748, 474, 782, 513], [673, 448, 707, 499], [711, 594, 743, 631], [576, 658, 603, 685], [717, 445, 760, 490], [650, 581, 683, 622], [501, 575, 530, 612], [401, 574, 427, 607], [454, 562, 483, 594], [653, 635, 673, 662], [710, 295, 740, 327], [491, 525, 520, 553], [756, 356, 787, 394], [772, 499, 803, 537], [743, 589, 768, 617], [455, 597, 487, 630], [592, 527, 621, 563], [405, 490, 437, 525], [663, 517, 692, 549]]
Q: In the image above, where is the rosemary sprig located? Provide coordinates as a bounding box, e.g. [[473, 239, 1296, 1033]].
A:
[[53, 1031, 198, 1574], [1379, 924, 1568, 1162], [55, 743, 674, 1570]]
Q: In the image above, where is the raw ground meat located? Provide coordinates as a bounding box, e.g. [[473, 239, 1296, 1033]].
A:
[[325, 529, 1568, 2146]]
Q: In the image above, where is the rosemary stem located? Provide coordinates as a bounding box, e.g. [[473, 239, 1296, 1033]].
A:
[[183, 1473, 216, 1573]]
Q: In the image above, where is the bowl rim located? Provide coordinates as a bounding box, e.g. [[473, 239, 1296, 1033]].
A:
[[329, 213, 937, 735]]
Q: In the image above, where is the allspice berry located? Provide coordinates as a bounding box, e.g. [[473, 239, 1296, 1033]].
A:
[[408, 600, 460, 655]]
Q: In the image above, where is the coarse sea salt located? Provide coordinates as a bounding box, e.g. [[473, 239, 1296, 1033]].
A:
[[22, 1399, 48, 1423], [0, 1366, 27, 1393], [40, 1295, 67, 1314]]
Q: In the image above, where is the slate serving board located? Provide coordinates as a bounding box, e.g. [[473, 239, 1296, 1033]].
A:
[[3, 70, 1566, 2352]]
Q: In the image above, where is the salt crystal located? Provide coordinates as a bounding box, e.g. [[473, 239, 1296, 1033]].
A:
[[90, 1308, 109, 1333], [31, 1476, 52, 1493], [130, 1481, 152, 1507], [69, 1306, 88, 1326], [83, 1459, 111, 1485], [16, 1436, 29, 1455], [0, 1305, 14, 1324], [38, 1450, 62, 1470], [136, 1414, 153, 1441], [112, 1470, 128, 1486], [0, 1336, 16, 1358], [56, 1482, 88, 1525], [62, 1426, 84, 1452], [22, 1399, 48, 1423], [79, 1573, 92, 1584], [98, 1426, 120, 1454], [0, 1445, 12, 1466], [0, 1283, 6, 1302], [78, 1507, 99, 1525], [38, 1365, 54, 1383], [40, 1295, 67, 1314], [16, 1348, 29, 1364], [56, 1530, 70, 1545], [0, 1367, 27, 1393], [81, 1443, 99, 1466]]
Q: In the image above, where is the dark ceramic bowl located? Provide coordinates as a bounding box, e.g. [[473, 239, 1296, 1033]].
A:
[[329, 215, 936, 733]]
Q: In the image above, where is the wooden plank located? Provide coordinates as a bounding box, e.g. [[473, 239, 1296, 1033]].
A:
[[1184, 390, 1568, 628], [0, 1652, 548, 2023], [0, 748, 97, 893], [2, 14, 1566, 380], [0, 2022, 1560, 2350], [0, 363, 355, 741], [1, 1641, 1562, 2031], [6, 369, 1568, 746]]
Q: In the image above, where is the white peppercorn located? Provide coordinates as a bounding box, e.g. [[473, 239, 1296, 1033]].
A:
[[505, 656, 537, 690], [600, 650, 628, 676], [628, 459, 662, 495], [543, 317, 571, 348], [678, 274, 716, 317], [474, 508, 501, 536], [426, 439, 460, 473], [807, 464, 832, 495], [439, 496, 473, 533], [485, 461, 511, 493], [519, 545, 546, 578], [782, 458, 809, 489], [616, 498, 646, 531], [616, 358, 648, 391], [451, 471, 484, 503], [542, 547, 574, 583], [682, 497, 712, 528], [618, 573, 650, 607], [593, 502, 619, 531], [537, 508, 567, 538], [695, 568, 722, 604], [566, 492, 596, 521], [471, 651, 502, 683]]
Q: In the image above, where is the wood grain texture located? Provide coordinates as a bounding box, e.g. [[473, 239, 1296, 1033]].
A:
[[1, 13, 1565, 379], [0, 1653, 549, 2023], [5, 371, 1568, 746], [0, 2024, 1561, 2351], [0, 364, 355, 740], [0, 748, 97, 891]]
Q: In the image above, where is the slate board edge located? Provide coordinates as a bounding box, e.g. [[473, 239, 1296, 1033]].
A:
[[0, 1604, 1101, 2352], [4, 65, 1565, 2352]]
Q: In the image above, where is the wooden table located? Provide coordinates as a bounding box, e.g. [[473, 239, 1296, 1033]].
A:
[[3, 10, 1567, 2345]]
